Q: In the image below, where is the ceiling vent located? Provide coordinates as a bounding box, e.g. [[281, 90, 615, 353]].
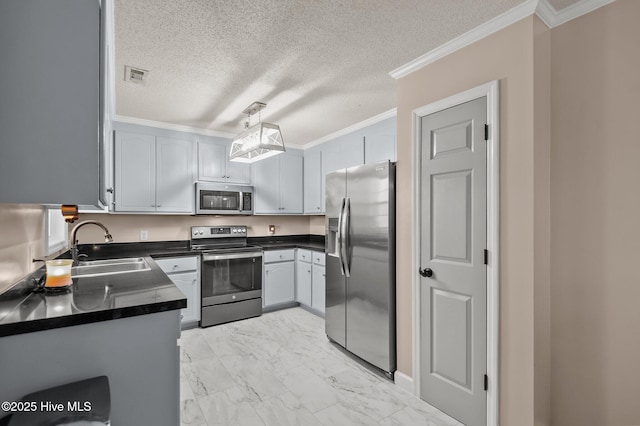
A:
[[124, 66, 148, 85]]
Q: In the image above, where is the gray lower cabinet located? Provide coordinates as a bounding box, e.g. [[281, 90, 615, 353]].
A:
[[296, 260, 312, 306], [263, 250, 295, 308], [311, 264, 326, 314], [296, 249, 326, 314], [114, 131, 194, 213], [154, 256, 200, 327], [0, 0, 101, 205]]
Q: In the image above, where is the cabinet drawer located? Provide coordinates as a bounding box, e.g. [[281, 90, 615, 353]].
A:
[[264, 249, 295, 263], [154, 256, 199, 274], [312, 251, 325, 266], [297, 249, 311, 263]]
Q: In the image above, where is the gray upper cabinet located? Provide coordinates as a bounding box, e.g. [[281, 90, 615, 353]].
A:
[[303, 150, 322, 214], [156, 137, 195, 213], [341, 136, 365, 169], [0, 0, 101, 205], [115, 131, 194, 213], [115, 133, 155, 212], [198, 141, 251, 184], [364, 118, 397, 164], [280, 154, 304, 213], [254, 153, 303, 214], [306, 116, 396, 213]]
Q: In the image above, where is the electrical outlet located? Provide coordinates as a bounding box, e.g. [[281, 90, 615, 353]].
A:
[[140, 230, 148, 241]]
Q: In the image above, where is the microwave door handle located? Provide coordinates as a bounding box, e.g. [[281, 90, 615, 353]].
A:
[[337, 197, 346, 276], [239, 192, 244, 212]]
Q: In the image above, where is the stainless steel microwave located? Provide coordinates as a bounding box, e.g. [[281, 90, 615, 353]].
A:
[[195, 183, 254, 215]]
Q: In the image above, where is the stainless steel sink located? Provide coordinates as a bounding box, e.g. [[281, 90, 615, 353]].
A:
[[72, 257, 151, 278]]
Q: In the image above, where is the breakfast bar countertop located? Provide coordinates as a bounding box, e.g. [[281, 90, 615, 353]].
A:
[[0, 256, 186, 338]]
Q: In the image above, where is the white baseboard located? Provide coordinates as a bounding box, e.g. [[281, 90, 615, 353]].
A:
[[394, 371, 416, 395]]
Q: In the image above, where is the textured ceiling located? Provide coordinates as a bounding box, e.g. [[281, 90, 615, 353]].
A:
[[114, 0, 580, 147]]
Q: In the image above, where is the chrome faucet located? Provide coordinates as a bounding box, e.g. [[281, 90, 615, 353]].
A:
[[70, 220, 113, 265]]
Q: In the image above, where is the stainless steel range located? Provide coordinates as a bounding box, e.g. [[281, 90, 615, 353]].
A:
[[191, 226, 263, 327]]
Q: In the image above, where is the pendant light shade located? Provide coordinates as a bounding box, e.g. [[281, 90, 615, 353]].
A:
[[229, 102, 285, 163]]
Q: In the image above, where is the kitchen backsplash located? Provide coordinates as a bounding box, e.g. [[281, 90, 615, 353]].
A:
[[73, 213, 326, 244], [0, 204, 46, 294]]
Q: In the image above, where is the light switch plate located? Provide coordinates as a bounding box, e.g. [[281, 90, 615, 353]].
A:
[[140, 230, 148, 241]]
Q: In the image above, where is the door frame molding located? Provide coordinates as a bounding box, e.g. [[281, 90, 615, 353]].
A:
[[411, 80, 499, 426]]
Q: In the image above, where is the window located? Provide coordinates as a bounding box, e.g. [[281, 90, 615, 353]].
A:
[[45, 208, 68, 256]]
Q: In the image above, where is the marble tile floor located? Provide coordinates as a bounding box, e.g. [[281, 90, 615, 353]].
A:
[[179, 307, 463, 426]]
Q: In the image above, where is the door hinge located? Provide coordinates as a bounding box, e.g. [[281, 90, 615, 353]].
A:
[[483, 249, 489, 265], [484, 124, 489, 141], [484, 374, 489, 391]]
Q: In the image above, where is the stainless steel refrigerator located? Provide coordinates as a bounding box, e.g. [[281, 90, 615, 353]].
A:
[[325, 160, 396, 376]]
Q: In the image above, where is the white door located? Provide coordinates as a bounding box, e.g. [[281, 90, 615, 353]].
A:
[[420, 97, 487, 426]]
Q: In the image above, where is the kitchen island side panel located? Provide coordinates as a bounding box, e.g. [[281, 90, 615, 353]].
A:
[[0, 310, 180, 426]]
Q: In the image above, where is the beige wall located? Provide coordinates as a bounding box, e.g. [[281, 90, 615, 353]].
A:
[[533, 16, 551, 426], [73, 213, 323, 244], [308, 215, 326, 236], [0, 204, 46, 294], [550, 1, 640, 424], [397, 17, 539, 424]]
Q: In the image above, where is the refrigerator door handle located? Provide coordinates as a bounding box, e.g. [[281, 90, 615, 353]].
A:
[[337, 197, 347, 276], [343, 197, 351, 277]]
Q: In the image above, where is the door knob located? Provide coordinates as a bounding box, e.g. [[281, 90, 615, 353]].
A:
[[419, 267, 433, 278]]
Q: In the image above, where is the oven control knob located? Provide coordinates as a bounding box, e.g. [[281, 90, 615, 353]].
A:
[[232, 295, 236, 300]]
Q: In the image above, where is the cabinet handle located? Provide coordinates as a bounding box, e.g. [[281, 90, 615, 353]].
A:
[[157, 204, 162, 207]]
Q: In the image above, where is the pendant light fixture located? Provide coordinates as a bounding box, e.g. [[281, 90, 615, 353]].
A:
[[229, 101, 285, 163]]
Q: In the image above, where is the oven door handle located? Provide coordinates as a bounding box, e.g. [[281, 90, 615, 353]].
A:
[[202, 251, 263, 261]]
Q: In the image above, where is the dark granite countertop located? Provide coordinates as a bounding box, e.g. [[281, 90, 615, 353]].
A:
[[0, 235, 325, 337], [66, 235, 326, 259], [249, 235, 325, 252], [0, 257, 186, 337]]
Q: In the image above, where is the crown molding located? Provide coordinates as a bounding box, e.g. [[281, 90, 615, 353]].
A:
[[547, 0, 615, 28], [114, 114, 237, 139], [301, 108, 397, 150], [390, 0, 616, 80], [389, 0, 538, 80], [535, 0, 558, 27]]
